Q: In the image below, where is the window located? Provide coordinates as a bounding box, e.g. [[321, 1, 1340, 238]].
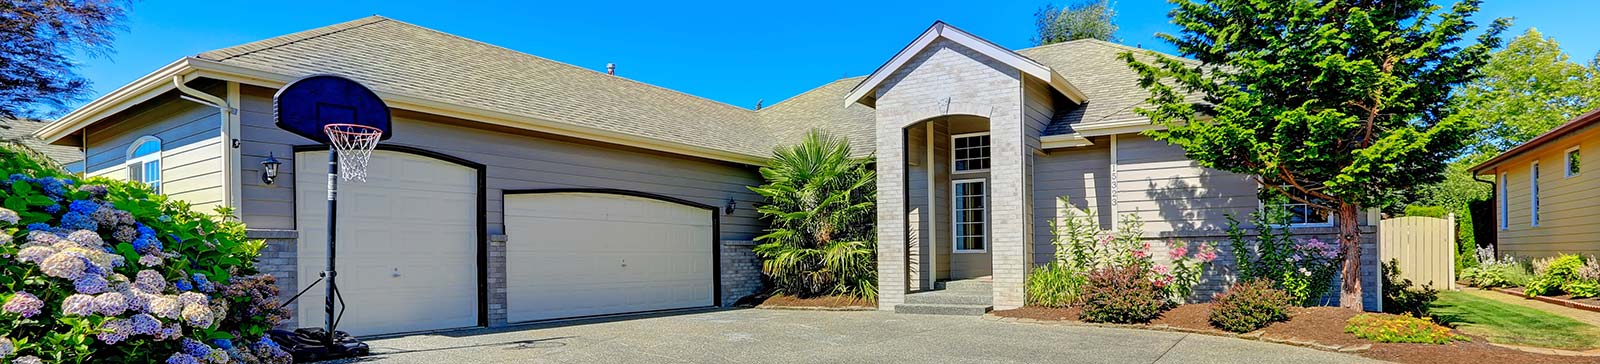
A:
[[952, 179, 987, 253], [1567, 147, 1581, 178], [1531, 161, 1540, 227], [1499, 172, 1508, 230], [952, 133, 990, 172], [126, 136, 162, 193], [1261, 186, 1334, 227]]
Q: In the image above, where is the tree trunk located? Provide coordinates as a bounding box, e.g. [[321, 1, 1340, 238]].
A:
[[1337, 202, 1364, 311]]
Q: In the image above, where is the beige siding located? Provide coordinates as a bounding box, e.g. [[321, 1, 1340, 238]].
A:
[[906, 121, 954, 287], [1492, 124, 1600, 257], [84, 88, 225, 210], [1031, 138, 1113, 266], [1114, 134, 1258, 235], [234, 85, 765, 241]]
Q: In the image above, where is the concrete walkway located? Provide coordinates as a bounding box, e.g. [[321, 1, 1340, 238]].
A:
[[324, 309, 1381, 364]]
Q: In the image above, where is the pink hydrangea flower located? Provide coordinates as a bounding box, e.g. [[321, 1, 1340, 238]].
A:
[[16, 246, 55, 264], [40, 250, 89, 280], [4, 292, 43, 318], [62, 294, 96, 316]]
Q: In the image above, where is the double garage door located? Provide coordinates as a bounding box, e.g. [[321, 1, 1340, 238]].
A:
[[295, 150, 715, 336]]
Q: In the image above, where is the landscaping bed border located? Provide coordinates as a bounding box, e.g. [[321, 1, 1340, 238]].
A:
[[980, 313, 1371, 354], [1488, 287, 1600, 314]]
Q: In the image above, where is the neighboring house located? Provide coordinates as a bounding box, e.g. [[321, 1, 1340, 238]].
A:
[[33, 17, 1380, 336], [1472, 108, 1598, 258], [2, 119, 86, 173]]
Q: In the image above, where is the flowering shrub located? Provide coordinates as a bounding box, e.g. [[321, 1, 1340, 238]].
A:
[[1078, 266, 1169, 324], [1460, 247, 1533, 288], [1525, 254, 1599, 298], [1344, 313, 1464, 344], [1208, 279, 1293, 333], [1028, 197, 1217, 307], [0, 146, 290, 363], [1225, 198, 1341, 306]]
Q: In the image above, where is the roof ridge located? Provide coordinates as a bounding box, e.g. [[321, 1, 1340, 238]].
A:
[[758, 76, 866, 113], [1015, 38, 1192, 62], [206, 15, 389, 62], [375, 17, 761, 117]]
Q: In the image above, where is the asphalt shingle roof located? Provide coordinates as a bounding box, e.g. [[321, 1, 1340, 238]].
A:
[[2, 119, 83, 166], [194, 16, 1187, 161]]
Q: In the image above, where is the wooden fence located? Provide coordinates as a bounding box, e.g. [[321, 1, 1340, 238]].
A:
[[1379, 214, 1456, 290]]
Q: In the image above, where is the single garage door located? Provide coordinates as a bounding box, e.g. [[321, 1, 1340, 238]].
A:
[[295, 150, 479, 336], [504, 192, 714, 323]]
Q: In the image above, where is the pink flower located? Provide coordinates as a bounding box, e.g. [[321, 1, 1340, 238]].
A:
[[1154, 264, 1171, 275], [1198, 250, 1217, 263], [1098, 235, 1114, 246], [1168, 242, 1189, 260]]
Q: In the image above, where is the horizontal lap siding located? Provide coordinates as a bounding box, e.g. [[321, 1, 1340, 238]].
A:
[[1114, 134, 1257, 234], [235, 86, 764, 240], [85, 89, 224, 210], [1032, 142, 1112, 267], [1495, 125, 1600, 258]]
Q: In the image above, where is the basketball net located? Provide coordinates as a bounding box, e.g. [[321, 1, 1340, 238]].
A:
[[324, 124, 383, 181]]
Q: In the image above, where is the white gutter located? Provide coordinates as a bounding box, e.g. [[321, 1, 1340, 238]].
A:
[[171, 75, 239, 211]]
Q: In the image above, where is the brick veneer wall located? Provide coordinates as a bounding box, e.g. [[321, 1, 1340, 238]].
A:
[[720, 240, 763, 306], [246, 229, 299, 329]]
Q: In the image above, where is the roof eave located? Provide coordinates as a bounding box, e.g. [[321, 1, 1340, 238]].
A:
[[1469, 107, 1600, 175], [33, 58, 196, 144], [844, 21, 1088, 108]]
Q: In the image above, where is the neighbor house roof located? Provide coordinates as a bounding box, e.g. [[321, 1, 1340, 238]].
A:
[[37, 16, 1190, 164], [1471, 107, 1600, 174], [2, 119, 84, 167]]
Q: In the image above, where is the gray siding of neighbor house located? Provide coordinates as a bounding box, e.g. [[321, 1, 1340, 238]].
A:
[[233, 85, 767, 326], [83, 86, 225, 210], [873, 37, 1028, 309]]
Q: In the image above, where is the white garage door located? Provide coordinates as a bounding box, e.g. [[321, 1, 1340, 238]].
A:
[[295, 150, 479, 336], [504, 192, 714, 323]]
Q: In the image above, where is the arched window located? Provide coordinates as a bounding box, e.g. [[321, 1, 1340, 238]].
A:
[[127, 136, 162, 193]]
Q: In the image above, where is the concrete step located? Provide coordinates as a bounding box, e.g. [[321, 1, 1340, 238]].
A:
[[893, 303, 994, 316], [904, 291, 992, 305], [935, 279, 993, 293]]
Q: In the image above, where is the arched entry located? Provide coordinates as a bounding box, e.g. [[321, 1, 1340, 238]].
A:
[[905, 114, 993, 291]]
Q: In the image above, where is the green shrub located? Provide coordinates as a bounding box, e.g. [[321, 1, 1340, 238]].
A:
[[1208, 279, 1293, 333], [1402, 205, 1448, 218], [1345, 313, 1465, 344], [1526, 254, 1597, 298], [748, 130, 877, 300], [1381, 259, 1439, 317], [0, 145, 290, 363], [1026, 264, 1084, 308], [1079, 266, 1170, 324], [1462, 248, 1533, 288]]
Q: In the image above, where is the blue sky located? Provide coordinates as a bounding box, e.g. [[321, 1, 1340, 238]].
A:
[[68, 0, 1599, 113]]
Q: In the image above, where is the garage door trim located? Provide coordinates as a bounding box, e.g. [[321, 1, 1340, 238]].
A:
[[294, 143, 489, 328], [501, 188, 723, 309]]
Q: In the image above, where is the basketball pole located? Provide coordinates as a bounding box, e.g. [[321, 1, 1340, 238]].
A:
[[324, 148, 340, 348]]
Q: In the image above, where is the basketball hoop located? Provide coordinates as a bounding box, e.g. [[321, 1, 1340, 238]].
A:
[[324, 123, 383, 181]]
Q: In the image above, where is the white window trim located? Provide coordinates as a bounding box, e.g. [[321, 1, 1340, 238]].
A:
[[951, 178, 988, 254], [1499, 172, 1509, 230], [1565, 146, 1580, 178], [126, 135, 162, 193], [1530, 160, 1540, 227], [950, 132, 991, 174], [1257, 184, 1336, 228]]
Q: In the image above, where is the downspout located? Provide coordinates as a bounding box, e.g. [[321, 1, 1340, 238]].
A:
[[172, 76, 237, 213]]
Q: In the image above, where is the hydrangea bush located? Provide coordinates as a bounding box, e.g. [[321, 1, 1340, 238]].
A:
[[0, 146, 291, 363]]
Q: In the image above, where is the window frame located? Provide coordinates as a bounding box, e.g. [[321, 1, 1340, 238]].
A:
[[1531, 160, 1540, 227], [1566, 146, 1580, 178], [1499, 172, 1509, 230], [951, 178, 989, 254], [126, 136, 162, 194], [950, 132, 991, 174], [1258, 185, 1336, 228]]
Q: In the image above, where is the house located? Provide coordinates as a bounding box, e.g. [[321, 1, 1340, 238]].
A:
[[1471, 108, 1599, 258], [32, 16, 1380, 336]]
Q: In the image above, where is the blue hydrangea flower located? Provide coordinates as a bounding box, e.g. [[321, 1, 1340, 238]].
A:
[[78, 184, 108, 198], [68, 200, 99, 214], [25, 223, 49, 232], [191, 273, 214, 293], [0, 207, 17, 225], [74, 275, 109, 294], [36, 177, 67, 197], [40, 251, 89, 280], [93, 291, 129, 316], [4, 292, 43, 318], [59, 211, 97, 231], [0, 337, 13, 357], [6, 174, 25, 183], [42, 204, 60, 214], [61, 294, 96, 316], [173, 278, 193, 292], [130, 313, 161, 335], [135, 270, 165, 293], [165, 353, 199, 364], [210, 338, 234, 350], [98, 318, 132, 344], [257, 335, 279, 349], [181, 338, 211, 357]]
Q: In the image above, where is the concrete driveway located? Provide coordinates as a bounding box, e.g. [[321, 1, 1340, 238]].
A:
[[327, 309, 1382, 364]]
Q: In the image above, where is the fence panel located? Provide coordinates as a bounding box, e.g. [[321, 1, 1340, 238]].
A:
[[1379, 214, 1456, 290]]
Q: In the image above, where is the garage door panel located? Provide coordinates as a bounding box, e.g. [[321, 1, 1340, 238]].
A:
[[296, 150, 479, 336], [505, 193, 714, 323]]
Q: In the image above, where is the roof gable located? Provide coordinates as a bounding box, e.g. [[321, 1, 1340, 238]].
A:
[[844, 21, 1086, 107]]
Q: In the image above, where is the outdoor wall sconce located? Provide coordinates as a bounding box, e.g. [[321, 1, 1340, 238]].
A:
[[725, 199, 737, 215], [260, 152, 282, 185]]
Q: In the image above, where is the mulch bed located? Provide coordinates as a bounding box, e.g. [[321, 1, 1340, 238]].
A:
[[733, 292, 876, 310], [994, 304, 1600, 364]]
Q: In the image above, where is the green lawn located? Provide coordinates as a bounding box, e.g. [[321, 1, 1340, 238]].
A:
[[1430, 290, 1600, 350]]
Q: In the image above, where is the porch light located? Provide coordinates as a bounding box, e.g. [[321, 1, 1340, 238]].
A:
[[725, 199, 737, 215], [260, 152, 282, 185]]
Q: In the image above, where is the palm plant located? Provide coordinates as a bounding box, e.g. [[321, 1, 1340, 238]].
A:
[[749, 130, 877, 300]]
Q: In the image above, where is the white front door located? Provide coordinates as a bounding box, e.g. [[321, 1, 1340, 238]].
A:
[[503, 192, 714, 323], [295, 150, 479, 336]]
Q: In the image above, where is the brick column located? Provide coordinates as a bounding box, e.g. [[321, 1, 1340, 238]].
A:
[[989, 105, 1027, 310], [720, 240, 764, 306], [876, 120, 908, 309], [247, 229, 299, 329]]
